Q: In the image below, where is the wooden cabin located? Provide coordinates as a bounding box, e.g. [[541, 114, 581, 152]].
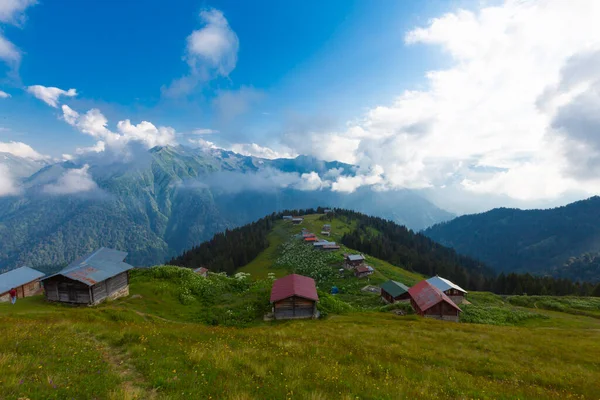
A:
[[42, 248, 134, 306], [320, 231, 331, 237], [344, 254, 365, 269], [270, 274, 319, 320], [408, 280, 462, 322], [321, 244, 340, 251], [304, 236, 318, 242], [322, 224, 331, 232], [0, 267, 45, 302], [194, 267, 209, 277], [426, 276, 468, 304], [380, 280, 410, 303], [292, 217, 304, 225], [314, 240, 335, 249], [354, 265, 374, 278]]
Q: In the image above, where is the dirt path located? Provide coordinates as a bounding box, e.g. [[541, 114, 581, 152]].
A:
[[82, 332, 158, 400]]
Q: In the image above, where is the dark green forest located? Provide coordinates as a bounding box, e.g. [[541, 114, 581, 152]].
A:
[[424, 196, 600, 283], [333, 209, 599, 296], [168, 208, 320, 274]]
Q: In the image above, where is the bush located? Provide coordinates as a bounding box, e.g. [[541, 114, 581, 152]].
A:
[[460, 304, 548, 326], [317, 292, 355, 317]]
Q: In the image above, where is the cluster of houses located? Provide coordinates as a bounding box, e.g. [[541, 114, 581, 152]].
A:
[[268, 272, 467, 322], [301, 227, 341, 251], [0, 248, 134, 305], [379, 275, 467, 322]]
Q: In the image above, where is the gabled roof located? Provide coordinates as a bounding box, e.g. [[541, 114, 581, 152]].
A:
[[0, 267, 45, 294], [347, 254, 365, 261], [426, 276, 468, 294], [380, 280, 409, 298], [355, 266, 372, 274], [408, 280, 462, 313], [270, 274, 319, 303], [314, 240, 335, 246], [43, 248, 133, 286], [194, 267, 209, 275]]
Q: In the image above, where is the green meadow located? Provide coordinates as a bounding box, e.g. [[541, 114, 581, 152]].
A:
[[1, 215, 599, 399]]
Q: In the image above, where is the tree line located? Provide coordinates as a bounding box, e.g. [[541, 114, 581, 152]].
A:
[[331, 209, 600, 297], [168, 208, 322, 275]]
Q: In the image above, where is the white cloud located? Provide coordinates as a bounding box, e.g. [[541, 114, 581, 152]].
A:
[[43, 164, 98, 195], [0, 0, 36, 69], [0, 30, 20, 66], [61, 105, 176, 152], [0, 164, 20, 196], [0, 90, 10, 98], [192, 128, 219, 135], [27, 85, 77, 108], [296, 172, 327, 191], [187, 9, 239, 77], [286, 0, 600, 203], [0, 0, 36, 24], [0, 141, 47, 160], [163, 8, 239, 96], [75, 141, 105, 155], [188, 138, 219, 150], [230, 142, 296, 159]]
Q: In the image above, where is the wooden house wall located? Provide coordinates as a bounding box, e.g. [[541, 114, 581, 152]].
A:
[[43, 276, 90, 304], [91, 272, 129, 304], [273, 296, 316, 319], [0, 279, 42, 302]]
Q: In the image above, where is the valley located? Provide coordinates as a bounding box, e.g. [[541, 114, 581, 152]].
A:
[[1, 213, 599, 399]]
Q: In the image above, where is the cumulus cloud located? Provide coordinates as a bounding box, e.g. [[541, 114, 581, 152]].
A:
[[0, 164, 20, 196], [0, 90, 10, 98], [283, 0, 600, 203], [0, 141, 47, 160], [43, 164, 99, 195], [163, 8, 239, 96], [27, 85, 77, 108], [0, 0, 36, 70], [61, 105, 176, 153]]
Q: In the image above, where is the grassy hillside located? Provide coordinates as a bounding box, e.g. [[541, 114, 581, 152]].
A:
[[2, 215, 600, 399], [1, 268, 600, 399]]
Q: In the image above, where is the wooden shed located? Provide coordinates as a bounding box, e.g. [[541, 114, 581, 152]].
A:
[[0, 267, 45, 302], [270, 274, 319, 320], [42, 248, 134, 306], [408, 280, 462, 322], [193, 267, 209, 277], [380, 280, 410, 303], [354, 265, 374, 278], [426, 276, 468, 304], [344, 254, 365, 269]]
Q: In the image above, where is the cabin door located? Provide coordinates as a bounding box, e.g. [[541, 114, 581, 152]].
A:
[[68, 285, 77, 302]]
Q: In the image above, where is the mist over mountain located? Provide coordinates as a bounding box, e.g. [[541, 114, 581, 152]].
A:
[[0, 145, 452, 271]]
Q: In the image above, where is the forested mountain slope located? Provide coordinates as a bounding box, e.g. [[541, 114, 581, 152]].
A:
[[0, 146, 453, 272], [424, 197, 600, 283]]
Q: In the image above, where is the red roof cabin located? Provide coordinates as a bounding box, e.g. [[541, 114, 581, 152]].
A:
[[304, 237, 318, 242], [270, 274, 319, 320], [193, 267, 209, 277], [408, 280, 462, 322]]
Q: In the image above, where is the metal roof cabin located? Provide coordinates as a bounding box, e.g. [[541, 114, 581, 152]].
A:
[[408, 280, 462, 322], [292, 217, 304, 225], [0, 267, 45, 303], [194, 267, 209, 277], [344, 254, 365, 269], [380, 280, 410, 303], [42, 248, 134, 305], [426, 276, 468, 304], [270, 274, 319, 320]]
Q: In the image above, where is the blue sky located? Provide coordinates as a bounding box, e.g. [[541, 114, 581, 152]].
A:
[[1, 0, 600, 213], [0, 0, 451, 155]]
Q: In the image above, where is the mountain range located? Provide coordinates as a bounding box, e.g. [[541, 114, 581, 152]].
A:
[[424, 197, 600, 283], [0, 145, 453, 271]]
